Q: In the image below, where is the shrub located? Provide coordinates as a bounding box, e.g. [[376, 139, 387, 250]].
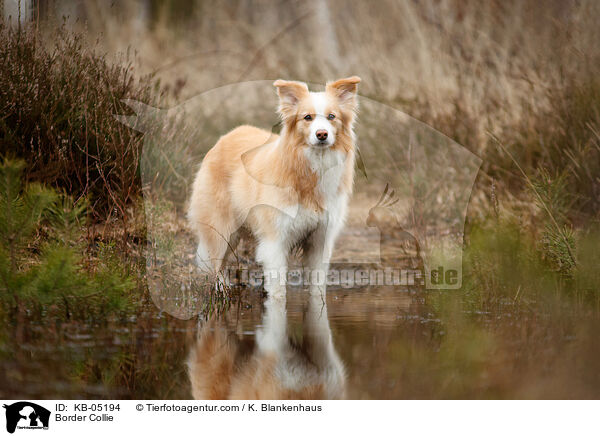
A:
[[0, 158, 135, 322], [0, 24, 162, 224]]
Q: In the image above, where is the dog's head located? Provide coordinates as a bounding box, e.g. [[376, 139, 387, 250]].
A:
[[273, 76, 360, 148]]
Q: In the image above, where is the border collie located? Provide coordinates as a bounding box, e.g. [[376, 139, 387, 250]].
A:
[[187, 77, 360, 297]]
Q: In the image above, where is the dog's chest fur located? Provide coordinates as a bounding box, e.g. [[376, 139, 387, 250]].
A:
[[278, 148, 347, 247]]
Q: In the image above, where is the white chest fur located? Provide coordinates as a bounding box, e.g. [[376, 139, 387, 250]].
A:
[[304, 147, 346, 204], [277, 148, 348, 248]]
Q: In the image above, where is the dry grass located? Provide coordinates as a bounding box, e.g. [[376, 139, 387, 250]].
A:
[[0, 23, 163, 227], [35, 0, 597, 220]]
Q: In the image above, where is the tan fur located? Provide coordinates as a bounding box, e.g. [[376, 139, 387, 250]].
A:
[[187, 321, 236, 400], [187, 295, 346, 400], [188, 332, 332, 400], [187, 77, 360, 291]]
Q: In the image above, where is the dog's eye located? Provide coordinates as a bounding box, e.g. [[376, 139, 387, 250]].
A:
[[304, 114, 312, 121], [328, 113, 336, 120]]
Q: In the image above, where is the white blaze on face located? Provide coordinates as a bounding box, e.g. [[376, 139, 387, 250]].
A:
[[308, 92, 335, 146]]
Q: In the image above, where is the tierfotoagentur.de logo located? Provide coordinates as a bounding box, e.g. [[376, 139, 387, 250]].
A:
[[117, 81, 481, 319], [3, 402, 50, 434]]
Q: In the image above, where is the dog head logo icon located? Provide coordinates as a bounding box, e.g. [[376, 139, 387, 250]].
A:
[[3, 402, 50, 434]]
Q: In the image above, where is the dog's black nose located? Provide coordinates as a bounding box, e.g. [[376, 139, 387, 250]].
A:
[[316, 130, 328, 141]]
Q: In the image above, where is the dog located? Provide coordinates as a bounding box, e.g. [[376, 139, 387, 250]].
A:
[[187, 76, 360, 297], [187, 294, 346, 399]]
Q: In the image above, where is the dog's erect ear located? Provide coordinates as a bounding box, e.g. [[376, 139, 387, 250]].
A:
[[273, 80, 309, 120], [326, 76, 361, 112]]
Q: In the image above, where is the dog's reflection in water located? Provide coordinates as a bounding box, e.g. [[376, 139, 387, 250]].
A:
[[187, 295, 346, 399]]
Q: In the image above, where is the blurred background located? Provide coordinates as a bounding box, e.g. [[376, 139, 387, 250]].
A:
[[4, 0, 600, 216]]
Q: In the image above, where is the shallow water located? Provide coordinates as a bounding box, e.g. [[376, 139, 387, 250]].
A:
[[0, 284, 432, 399], [1, 279, 598, 399]]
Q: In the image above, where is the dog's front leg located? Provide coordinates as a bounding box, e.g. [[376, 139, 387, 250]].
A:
[[304, 223, 334, 297], [256, 239, 288, 298]]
